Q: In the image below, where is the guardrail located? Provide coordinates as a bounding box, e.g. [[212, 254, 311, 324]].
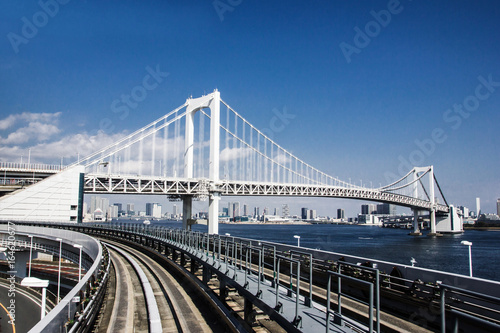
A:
[[2, 221, 500, 332], [0, 225, 109, 333], [0, 162, 64, 172]]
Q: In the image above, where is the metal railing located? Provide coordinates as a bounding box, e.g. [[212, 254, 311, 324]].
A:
[[0, 162, 64, 172]]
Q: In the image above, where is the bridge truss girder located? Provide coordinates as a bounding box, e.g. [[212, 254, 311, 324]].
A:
[[84, 175, 448, 213]]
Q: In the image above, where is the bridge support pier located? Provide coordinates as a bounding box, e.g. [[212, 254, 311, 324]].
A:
[[208, 192, 220, 235], [182, 196, 193, 231], [428, 209, 438, 236], [410, 209, 422, 236]]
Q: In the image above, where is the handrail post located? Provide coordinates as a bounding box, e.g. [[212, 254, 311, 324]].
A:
[[326, 274, 331, 332], [441, 286, 446, 333]]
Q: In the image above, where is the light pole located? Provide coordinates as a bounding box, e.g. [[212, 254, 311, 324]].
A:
[[73, 244, 83, 282], [293, 235, 300, 247], [461, 240, 473, 277], [28, 235, 34, 277], [56, 238, 63, 303], [21, 277, 49, 319]]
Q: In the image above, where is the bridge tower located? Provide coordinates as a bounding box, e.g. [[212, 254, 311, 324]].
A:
[[183, 90, 220, 234]]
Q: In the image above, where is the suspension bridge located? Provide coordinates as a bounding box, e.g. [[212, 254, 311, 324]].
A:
[[0, 90, 461, 234]]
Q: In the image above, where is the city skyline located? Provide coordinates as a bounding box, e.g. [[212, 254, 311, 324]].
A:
[[1, 1, 499, 215]]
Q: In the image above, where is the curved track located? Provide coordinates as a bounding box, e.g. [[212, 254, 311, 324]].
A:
[[102, 240, 213, 333]]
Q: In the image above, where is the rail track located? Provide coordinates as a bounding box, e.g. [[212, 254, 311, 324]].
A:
[[99, 240, 217, 333]]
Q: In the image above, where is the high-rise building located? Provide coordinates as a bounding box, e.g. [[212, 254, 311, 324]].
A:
[[476, 197, 481, 217], [497, 199, 500, 217], [146, 203, 162, 218], [243, 204, 248, 216], [301, 207, 308, 220], [127, 203, 135, 215], [173, 204, 178, 217], [337, 208, 345, 219], [376, 203, 396, 215], [361, 204, 377, 214], [254, 207, 260, 218], [282, 204, 290, 218], [228, 202, 240, 218], [309, 209, 316, 219], [114, 203, 122, 213]]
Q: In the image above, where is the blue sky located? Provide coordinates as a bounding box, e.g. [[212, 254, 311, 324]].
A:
[[1, 1, 499, 217]]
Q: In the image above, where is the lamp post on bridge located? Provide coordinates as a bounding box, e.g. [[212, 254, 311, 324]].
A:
[[293, 235, 300, 247], [461, 240, 473, 277], [73, 244, 83, 282], [28, 235, 34, 277], [56, 238, 63, 304]]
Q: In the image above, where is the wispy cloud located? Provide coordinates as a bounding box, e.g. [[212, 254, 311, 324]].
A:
[[0, 112, 63, 144], [220, 147, 252, 162]]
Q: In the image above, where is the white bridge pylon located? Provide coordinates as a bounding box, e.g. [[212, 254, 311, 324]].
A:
[[76, 90, 449, 234]]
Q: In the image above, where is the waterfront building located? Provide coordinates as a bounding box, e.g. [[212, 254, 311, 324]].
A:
[[301, 207, 308, 220], [282, 204, 290, 217], [309, 209, 317, 220], [361, 204, 377, 215], [337, 208, 345, 219], [497, 199, 500, 217], [127, 203, 135, 215], [108, 205, 118, 219], [376, 203, 396, 215], [243, 204, 248, 216], [146, 203, 162, 218]]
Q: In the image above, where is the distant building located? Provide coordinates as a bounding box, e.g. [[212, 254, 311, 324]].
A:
[[243, 204, 248, 216], [361, 204, 377, 215], [108, 205, 118, 219], [146, 203, 162, 218], [476, 197, 481, 217], [337, 209, 345, 219], [309, 209, 316, 220], [376, 203, 396, 215], [228, 202, 240, 218], [358, 214, 380, 225], [282, 204, 290, 218], [127, 203, 135, 215], [497, 199, 500, 217], [301, 207, 308, 220], [222, 207, 229, 217]]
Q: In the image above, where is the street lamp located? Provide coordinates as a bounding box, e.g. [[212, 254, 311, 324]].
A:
[[56, 238, 63, 303], [461, 240, 473, 277], [28, 235, 34, 277], [21, 277, 49, 319], [293, 235, 300, 247], [73, 244, 83, 282]]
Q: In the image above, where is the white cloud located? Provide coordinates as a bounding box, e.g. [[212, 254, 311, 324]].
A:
[[0, 122, 60, 144], [220, 147, 253, 162], [0, 112, 63, 144], [0, 130, 126, 164], [0, 115, 17, 130]]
